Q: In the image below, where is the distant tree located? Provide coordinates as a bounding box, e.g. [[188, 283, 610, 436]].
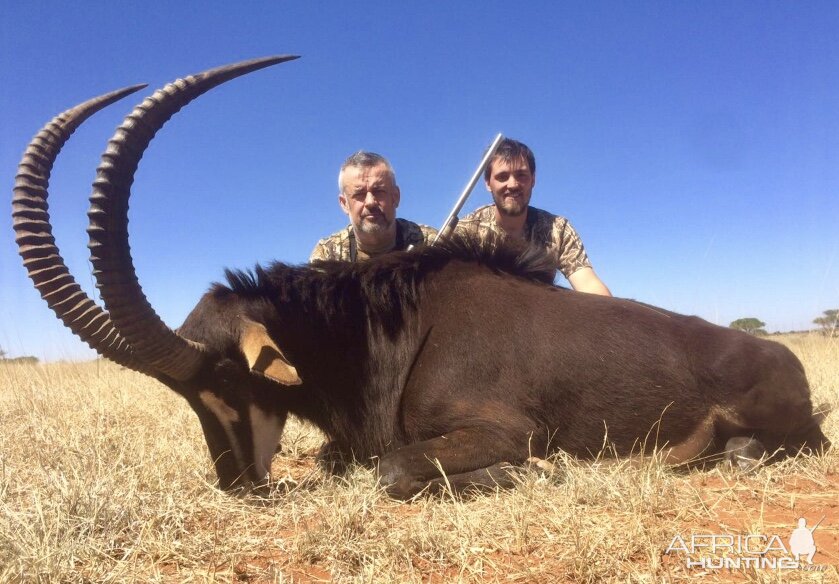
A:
[[6, 356, 38, 364], [813, 309, 838, 337], [0, 348, 39, 364], [729, 317, 767, 336]]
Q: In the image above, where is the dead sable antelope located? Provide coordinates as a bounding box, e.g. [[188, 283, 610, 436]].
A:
[[13, 56, 829, 499]]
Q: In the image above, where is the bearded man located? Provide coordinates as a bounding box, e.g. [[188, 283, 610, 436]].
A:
[[457, 138, 611, 296], [310, 151, 436, 262]]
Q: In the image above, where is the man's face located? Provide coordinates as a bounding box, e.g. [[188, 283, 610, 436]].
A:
[[485, 156, 535, 217], [339, 163, 400, 234]]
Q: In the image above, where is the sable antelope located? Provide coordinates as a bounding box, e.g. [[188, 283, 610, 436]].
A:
[[13, 57, 829, 499]]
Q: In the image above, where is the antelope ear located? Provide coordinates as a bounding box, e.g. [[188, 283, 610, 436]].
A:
[[239, 319, 302, 386]]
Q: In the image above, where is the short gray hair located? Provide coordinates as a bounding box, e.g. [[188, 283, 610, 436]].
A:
[[338, 151, 396, 192]]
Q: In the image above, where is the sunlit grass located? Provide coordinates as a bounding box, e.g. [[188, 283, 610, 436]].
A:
[[0, 333, 836, 582]]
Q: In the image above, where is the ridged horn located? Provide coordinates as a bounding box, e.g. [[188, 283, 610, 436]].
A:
[[12, 85, 159, 375], [88, 55, 299, 382]]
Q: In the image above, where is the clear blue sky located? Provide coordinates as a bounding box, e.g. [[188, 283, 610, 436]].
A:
[[1, 2, 837, 361]]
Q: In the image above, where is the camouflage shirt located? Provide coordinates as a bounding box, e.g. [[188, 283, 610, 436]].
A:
[[309, 218, 438, 262], [456, 205, 592, 279]]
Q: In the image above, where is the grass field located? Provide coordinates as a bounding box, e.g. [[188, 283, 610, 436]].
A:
[[1, 333, 837, 583]]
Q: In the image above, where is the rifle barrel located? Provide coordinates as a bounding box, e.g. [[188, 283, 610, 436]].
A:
[[809, 515, 825, 532], [431, 133, 504, 245]]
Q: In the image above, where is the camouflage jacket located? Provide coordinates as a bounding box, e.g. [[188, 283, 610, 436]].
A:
[[309, 218, 438, 262], [456, 205, 592, 278]]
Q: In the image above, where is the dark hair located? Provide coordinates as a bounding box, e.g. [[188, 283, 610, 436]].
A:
[[484, 138, 536, 181]]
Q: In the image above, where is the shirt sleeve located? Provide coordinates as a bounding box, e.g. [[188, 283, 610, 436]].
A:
[[551, 219, 592, 278]]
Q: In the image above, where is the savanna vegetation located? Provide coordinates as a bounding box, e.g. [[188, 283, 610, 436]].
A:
[[729, 318, 768, 336], [0, 345, 38, 364], [0, 333, 837, 582], [814, 310, 839, 338]]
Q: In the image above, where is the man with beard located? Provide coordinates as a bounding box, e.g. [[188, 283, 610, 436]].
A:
[[309, 150, 437, 473], [310, 151, 437, 262], [458, 138, 611, 295]]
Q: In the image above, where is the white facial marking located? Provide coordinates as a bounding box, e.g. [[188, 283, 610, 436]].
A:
[[199, 391, 240, 423], [199, 391, 245, 469], [249, 405, 285, 479]]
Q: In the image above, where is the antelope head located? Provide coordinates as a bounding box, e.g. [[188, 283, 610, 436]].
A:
[[13, 56, 302, 493]]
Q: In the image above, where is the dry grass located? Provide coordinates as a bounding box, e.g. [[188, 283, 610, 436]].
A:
[[1, 333, 837, 583]]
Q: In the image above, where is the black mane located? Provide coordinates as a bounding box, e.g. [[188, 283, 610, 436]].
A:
[[218, 232, 557, 336]]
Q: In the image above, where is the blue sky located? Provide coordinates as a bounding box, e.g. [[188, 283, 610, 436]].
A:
[[1, 2, 837, 361]]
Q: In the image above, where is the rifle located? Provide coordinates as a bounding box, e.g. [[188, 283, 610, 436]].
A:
[[430, 133, 504, 245], [809, 515, 825, 533]]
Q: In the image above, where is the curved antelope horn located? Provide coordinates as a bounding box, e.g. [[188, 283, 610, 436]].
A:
[[88, 55, 299, 382], [12, 85, 161, 375]]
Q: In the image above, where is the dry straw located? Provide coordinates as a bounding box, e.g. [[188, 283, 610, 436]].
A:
[[1, 333, 836, 582]]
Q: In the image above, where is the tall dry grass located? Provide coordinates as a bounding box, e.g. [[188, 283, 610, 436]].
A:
[[0, 333, 837, 583]]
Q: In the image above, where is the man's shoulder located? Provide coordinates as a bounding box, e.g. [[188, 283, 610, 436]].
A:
[[458, 205, 571, 234], [528, 205, 565, 225], [462, 204, 496, 223], [315, 225, 353, 247], [455, 205, 504, 242], [310, 225, 353, 261], [529, 206, 592, 277], [528, 206, 577, 244], [458, 205, 498, 234]]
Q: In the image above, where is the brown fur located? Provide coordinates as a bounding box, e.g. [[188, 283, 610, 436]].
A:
[[175, 233, 828, 498]]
